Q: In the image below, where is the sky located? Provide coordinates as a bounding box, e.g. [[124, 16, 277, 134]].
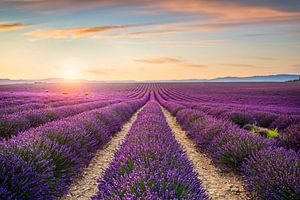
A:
[[0, 0, 300, 81]]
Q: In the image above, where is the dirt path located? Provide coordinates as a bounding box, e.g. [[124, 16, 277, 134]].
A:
[[162, 107, 248, 200], [60, 107, 143, 200]]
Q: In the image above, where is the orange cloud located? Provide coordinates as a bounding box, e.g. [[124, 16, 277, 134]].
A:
[[184, 63, 207, 68], [86, 69, 107, 75], [93, 17, 299, 41], [93, 29, 178, 39], [135, 56, 206, 68], [0, 22, 29, 31], [24, 24, 138, 40], [19, 1, 300, 41], [145, 14, 300, 35], [135, 57, 182, 64], [221, 64, 264, 69], [151, 39, 224, 47], [149, 0, 300, 24], [5, 1, 300, 22]]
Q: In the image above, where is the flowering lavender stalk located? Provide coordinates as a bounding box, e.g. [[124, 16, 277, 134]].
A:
[[93, 101, 208, 199], [157, 86, 300, 131], [157, 90, 300, 151], [278, 124, 300, 151], [0, 99, 121, 138], [158, 95, 299, 198], [0, 96, 108, 115], [242, 147, 300, 199], [0, 97, 147, 199]]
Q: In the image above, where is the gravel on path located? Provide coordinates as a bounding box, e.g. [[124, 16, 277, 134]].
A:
[[162, 107, 248, 200], [60, 106, 144, 200]]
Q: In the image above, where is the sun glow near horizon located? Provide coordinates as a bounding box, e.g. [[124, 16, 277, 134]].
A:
[[62, 68, 79, 80], [0, 0, 299, 80]]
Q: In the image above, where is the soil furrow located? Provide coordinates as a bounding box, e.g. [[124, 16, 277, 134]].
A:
[[60, 106, 144, 200], [162, 107, 248, 200]]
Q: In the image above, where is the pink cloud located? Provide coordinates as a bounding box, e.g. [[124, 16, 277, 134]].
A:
[[135, 56, 206, 68], [0, 22, 29, 31], [24, 24, 139, 40]]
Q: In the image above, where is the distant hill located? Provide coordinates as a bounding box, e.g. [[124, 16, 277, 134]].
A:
[[208, 74, 300, 82], [0, 79, 33, 85], [287, 78, 300, 82], [158, 74, 300, 83], [1, 74, 299, 84], [0, 78, 136, 85]]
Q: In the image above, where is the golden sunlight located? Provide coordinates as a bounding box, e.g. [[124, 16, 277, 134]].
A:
[[63, 69, 79, 80]]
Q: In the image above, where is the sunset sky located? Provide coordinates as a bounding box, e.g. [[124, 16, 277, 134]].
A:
[[0, 0, 300, 81]]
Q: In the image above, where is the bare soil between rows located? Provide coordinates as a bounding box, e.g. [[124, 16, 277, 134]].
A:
[[60, 105, 248, 200], [60, 107, 143, 200], [162, 107, 248, 200]]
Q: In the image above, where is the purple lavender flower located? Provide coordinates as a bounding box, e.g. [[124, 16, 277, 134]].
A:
[[278, 124, 300, 151], [0, 96, 148, 198], [242, 147, 300, 199], [93, 102, 208, 199]]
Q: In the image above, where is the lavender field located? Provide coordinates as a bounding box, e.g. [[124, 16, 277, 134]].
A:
[[0, 82, 299, 199]]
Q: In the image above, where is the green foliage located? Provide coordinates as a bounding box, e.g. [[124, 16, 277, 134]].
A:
[[247, 124, 278, 138], [266, 128, 278, 138]]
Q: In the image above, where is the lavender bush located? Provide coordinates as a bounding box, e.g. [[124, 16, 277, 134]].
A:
[[208, 131, 273, 171], [278, 124, 300, 151], [242, 147, 300, 199], [0, 97, 147, 199], [187, 103, 298, 130], [93, 102, 208, 199], [157, 95, 299, 198], [0, 99, 120, 138]]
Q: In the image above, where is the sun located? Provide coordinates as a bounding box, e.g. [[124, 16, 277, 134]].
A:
[[63, 69, 78, 80]]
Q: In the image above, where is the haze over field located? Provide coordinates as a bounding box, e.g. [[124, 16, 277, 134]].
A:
[[0, 0, 300, 81]]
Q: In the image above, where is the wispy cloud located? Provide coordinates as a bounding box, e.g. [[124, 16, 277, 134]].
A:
[[254, 56, 276, 61], [93, 29, 177, 39], [85, 69, 107, 75], [287, 30, 300, 36], [3, 0, 300, 21], [155, 1, 300, 21], [221, 64, 264, 68], [18, 0, 300, 41], [149, 39, 224, 47], [24, 24, 140, 40], [291, 64, 300, 69], [135, 56, 206, 68], [3, 1, 300, 31], [92, 17, 300, 41], [135, 57, 182, 64], [0, 22, 29, 31], [137, 67, 147, 72], [184, 63, 207, 68]]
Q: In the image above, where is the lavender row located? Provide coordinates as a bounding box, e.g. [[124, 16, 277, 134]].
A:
[[0, 89, 128, 109], [158, 91, 300, 152], [159, 89, 299, 145], [181, 102, 300, 131], [157, 97, 299, 199], [0, 99, 120, 138], [0, 92, 82, 108], [0, 92, 143, 116], [0, 85, 142, 115], [0, 90, 149, 139], [0, 96, 63, 108], [93, 101, 208, 199], [160, 83, 300, 107], [158, 88, 300, 151], [162, 87, 300, 115], [0, 97, 103, 115], [159, 88, 300, 131], [0, 97, 147, 199]]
